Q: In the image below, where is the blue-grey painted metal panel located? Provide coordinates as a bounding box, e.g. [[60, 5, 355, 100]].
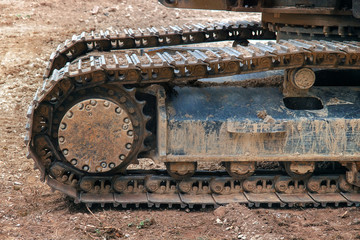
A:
[[165, 86, 360, 161]]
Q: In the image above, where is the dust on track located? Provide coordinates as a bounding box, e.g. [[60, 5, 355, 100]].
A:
[[0, 0, 359, 239]]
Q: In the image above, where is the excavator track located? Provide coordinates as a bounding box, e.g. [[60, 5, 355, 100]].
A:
[[26, 22, 360, 208]]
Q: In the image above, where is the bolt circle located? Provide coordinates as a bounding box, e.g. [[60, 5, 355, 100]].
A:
[[60, 123, 67, 130], [58, 98, 136, 173], [63, 149, 69, 155], [115, 107, 122, 114], [66, 111, 73, 118]]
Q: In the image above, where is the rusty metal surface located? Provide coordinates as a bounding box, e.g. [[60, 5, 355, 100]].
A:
[[244, 193, 284, 207], [26, 17, 360, 208], [147, 193, 185, 208], [157, 1, 360, 40], [276, 193, 317, 207], [179, 193, 217, 208], [308, 193, 350, 207], [212, 193, 248, 205], [59, 99, 134, 173], [158, 0, 354, 15], [43, 21, 275, 79], [341, 192, 360, 206]]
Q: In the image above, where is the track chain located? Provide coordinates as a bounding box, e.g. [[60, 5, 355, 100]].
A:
[[44, 21, 275, 78], [26, 23, 360, 208]]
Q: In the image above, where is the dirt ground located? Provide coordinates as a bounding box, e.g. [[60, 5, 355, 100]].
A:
[[0, 0, 359, 239]]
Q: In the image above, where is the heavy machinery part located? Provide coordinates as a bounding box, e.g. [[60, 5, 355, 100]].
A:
[[159, 0, 355, 14], [44, 21, 275, 79], [282, 68, 316, 97], [58, 98, 135, 173], [159, 1, 360, 40], [166, 162, 197, 180], [284, 162, 315, 180], [289, 68, 316, 90], [224, 162, 256, 179], [26, 37, 360, 207], [45, 165, 359, 208]]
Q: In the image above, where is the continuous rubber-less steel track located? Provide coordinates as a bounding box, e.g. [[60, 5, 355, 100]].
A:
[[26, 21, 360, 208]]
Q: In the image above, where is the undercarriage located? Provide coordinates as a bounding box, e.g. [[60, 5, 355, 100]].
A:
[[26, 2, 360, 208]]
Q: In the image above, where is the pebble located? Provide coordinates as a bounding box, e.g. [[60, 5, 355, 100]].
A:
[[125, 233, 130, 238], [108, 7, 117, 12], [90, 6, 100, 15], [215, 218, 223, 224], [214, 206, 226, 218], [238, 234, 246, 240]]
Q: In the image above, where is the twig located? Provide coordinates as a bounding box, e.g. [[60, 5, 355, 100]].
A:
[[86, 204, 102, 223]]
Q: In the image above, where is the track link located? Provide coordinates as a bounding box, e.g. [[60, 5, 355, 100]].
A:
[[26, 22, 360, 208], [44, 21, 275, 79]]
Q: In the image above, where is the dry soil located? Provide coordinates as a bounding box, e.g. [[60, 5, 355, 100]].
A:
[[0, 0, 359, 239]]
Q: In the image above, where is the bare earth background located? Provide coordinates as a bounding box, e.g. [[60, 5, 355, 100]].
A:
[[0, 0, 360, 239]]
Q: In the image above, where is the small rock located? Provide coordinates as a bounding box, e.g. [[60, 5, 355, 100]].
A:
[[215, 218, 223, 224], [13, 186, 20, 191], [90, 6, 100, 15], [225, 226, 233, 231], [125, 233, 130, 238], [214, 206, 226, 218], [238, 234, 246, 240], [108, 7, 117, 12], [185, 208, 190, 213]]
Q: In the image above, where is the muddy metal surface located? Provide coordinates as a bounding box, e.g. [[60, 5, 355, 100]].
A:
[[1, 0, 360, 239]]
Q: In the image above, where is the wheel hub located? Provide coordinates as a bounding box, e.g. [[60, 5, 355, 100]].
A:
[[58, 98, 134, 173]]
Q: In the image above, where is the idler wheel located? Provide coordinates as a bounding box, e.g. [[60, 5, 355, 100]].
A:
[[165, 162, 197, 180], [224, 161, 255, 179], [58, 98, 135, 173], [284, 161, 315, 180]]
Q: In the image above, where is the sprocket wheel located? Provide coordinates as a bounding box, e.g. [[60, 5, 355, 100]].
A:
[[52, 84, 150, 174]]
